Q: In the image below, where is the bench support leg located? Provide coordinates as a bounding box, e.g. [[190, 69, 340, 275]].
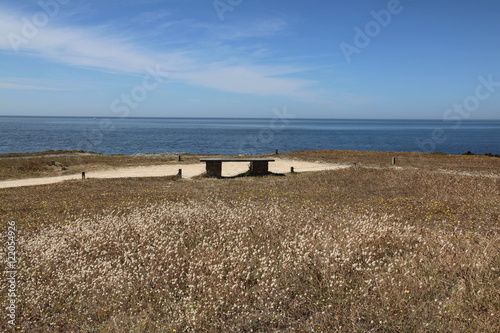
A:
[[205, 161, 222, 178], [250, 161, 269, 176]]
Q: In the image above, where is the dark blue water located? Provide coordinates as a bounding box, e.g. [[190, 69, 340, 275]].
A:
[[0, 116, 498, 155]]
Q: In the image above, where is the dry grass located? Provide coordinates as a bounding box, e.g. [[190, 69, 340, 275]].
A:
[[1, 168, 498, 236], [0, 150, 498, 332]]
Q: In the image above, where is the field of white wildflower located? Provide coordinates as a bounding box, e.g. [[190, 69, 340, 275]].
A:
[[11, 200, 499, 332]]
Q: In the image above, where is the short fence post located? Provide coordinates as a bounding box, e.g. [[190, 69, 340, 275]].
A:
[[290, 166, 295, 173], [82, 172, 86, 180], [177, 169, 182, 179], [275, 149, 279, 155], [392, 157, 396, 165], [178, 155, 182, 162]]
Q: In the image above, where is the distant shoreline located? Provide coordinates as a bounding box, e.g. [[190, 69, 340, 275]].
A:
[[1, 149, 500, 158]]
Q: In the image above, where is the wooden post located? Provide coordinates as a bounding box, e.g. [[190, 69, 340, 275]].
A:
[[177, 169, 182, 178], [275, 148, 279, 155], [290, 166, 295, 173], [392, 157, 396, 165], [82, 172, 86, 180], [178, 155, 182, 162]]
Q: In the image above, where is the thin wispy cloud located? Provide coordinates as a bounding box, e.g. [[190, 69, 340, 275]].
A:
[[132, 10, 170, 24], [0, 6, 321, 101], [173, 65, 315, 97], [0, 11, 172, 73], [0, 78, 67, 91], [199, 18, 289, 40]]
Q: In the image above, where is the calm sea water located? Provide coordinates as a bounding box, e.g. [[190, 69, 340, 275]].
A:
[[0, 116, 498, 155]]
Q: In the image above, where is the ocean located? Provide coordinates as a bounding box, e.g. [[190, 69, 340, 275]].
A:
[[0, 116, 498, 156]]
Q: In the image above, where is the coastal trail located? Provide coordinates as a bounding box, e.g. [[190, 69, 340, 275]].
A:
[[0, 159, 349, 189]]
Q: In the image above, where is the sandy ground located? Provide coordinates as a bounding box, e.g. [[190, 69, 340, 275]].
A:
[[0, 159, 349, 189]]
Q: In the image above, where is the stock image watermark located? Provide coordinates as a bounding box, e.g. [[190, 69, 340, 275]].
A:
[[339, 0, 412, 64], [213, 0, 244, 21], [238, 106, 295, 155], [5, 221, 18, 327], [7, 0, 71, 52], [77, 65, 167, 152], [416, 74, 499, 153]]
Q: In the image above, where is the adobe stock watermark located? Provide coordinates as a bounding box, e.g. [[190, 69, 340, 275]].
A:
[[5, 221, 18, 327], [7, 0, 71, 52], [77, 65, 167, 152], [339, 0, 412, 64], [213, 0, 244, 21], [238, 106, 295, 155], [416, 74, 499, 153]]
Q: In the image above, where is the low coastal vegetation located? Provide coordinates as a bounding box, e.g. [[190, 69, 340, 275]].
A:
[[281, 149, 500, 175], [0, 150, 498, 332], [0, 151, 199, 181]]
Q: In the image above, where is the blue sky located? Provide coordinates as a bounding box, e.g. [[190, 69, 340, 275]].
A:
[[0, 0, 499, 119]]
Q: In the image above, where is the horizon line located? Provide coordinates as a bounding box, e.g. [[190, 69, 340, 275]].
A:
[[1, 115, 499, 121]]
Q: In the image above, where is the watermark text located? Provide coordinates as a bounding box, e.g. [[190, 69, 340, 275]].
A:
[[238, 106, 295, 155], [213, 0, 244, 21], [340, 0, 412, 63], [416, 74, 499, 153], [7, 0, 71, 52], [6, 221, 17, 327], [77, 65, 167, 152]]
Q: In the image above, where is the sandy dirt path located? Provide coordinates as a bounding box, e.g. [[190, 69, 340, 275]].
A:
[[0, 159, 349, 189]]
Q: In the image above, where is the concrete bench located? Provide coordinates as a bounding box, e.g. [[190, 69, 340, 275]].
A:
[[199, 158, 275, 178]]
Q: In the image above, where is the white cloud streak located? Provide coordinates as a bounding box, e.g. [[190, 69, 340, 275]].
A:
[[132, 10, 170, 24], [0, 81, 63, 91], [0, 7, 320, 101], [173, 65, 315, 99]]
